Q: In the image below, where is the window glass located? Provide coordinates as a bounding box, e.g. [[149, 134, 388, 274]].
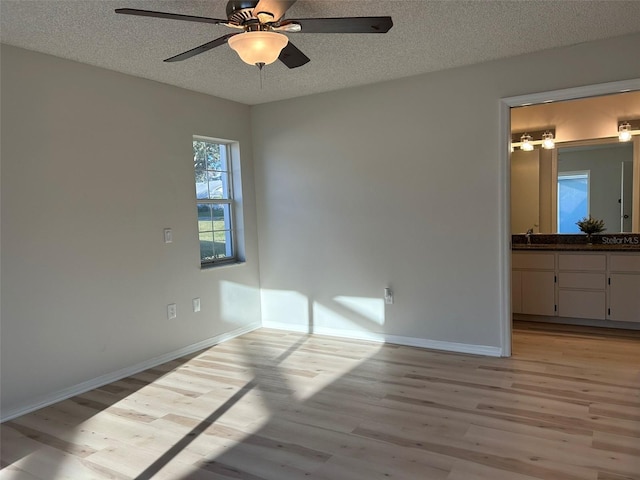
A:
[[558, 172, 589, 233], [194, 138, 236, 266]]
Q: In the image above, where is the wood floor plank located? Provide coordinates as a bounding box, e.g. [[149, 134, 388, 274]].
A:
[[592, 431, 640, 458], [257, 416, 457, 474], [312, 452, 450, 480], [463, 424, 640, 479], [0, 465, 44, 480], [1, 423, 96, 459], [352, 424, 595, 480], [446, 459, 548, 480]]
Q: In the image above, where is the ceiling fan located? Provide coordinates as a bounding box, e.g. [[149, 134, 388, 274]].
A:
[[115, 0, 393, 69]]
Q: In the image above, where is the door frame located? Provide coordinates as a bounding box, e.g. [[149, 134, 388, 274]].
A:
[[498, 79, 640, 357]]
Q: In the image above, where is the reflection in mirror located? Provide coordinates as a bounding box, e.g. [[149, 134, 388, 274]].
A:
[[511, 147, 553, 234], [557, 142, 633, 233]]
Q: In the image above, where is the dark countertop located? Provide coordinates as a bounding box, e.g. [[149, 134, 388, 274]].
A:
[[512, 243, 640, 252], [512, 233, 640, 252]]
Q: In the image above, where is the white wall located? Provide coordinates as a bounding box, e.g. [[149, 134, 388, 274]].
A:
[[0, 45, 261, 418], [251, 33, 640, 352]]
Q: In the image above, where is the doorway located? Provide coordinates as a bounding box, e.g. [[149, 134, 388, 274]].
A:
[[499, 79, 640, 357]]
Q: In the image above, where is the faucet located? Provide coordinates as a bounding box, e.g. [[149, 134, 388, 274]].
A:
[[526, 228, 534, 245]]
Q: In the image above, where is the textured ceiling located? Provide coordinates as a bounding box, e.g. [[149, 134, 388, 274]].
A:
[[2, 0, 640, 105]]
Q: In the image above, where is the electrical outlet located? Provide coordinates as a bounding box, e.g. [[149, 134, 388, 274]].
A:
[[167, 303, 177, 319], [192, 297, 201, 313]]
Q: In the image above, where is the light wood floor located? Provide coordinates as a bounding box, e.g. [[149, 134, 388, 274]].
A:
[[2, 321, 639, 479]]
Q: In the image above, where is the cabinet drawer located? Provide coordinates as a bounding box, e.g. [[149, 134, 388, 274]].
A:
[[558, 254, 606, 272], [558, 272, 605, 290], [609, 254, 640, 273], [512, 253, 555, 270], [558, 290, 606, 320]]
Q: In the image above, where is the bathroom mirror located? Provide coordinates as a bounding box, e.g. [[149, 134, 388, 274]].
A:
[[511, 138, 638, 234]]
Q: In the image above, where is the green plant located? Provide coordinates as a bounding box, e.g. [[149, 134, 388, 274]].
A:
[[576, 215, 606, 234]]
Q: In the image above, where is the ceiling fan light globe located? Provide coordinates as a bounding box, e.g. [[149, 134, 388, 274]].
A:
[[228, 31, 288, 66]]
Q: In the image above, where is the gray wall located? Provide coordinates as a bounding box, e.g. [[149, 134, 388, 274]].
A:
[[251, 33, 640, 349], [1, 45, 261, 418]]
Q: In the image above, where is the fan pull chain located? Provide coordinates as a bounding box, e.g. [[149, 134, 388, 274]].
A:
[[256, 62, 265, 89]]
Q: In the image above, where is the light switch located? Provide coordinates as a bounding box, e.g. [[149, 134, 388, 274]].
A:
[[384, 287, 394, 305], [193, 298, 201, 313], [164, 228, 173, 244], [167, 303, 177, 319]]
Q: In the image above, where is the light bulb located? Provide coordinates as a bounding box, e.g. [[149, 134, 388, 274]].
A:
[[520, 134, 534, 151], [619, 122, 632, 142], [541, 131, 555, 149]]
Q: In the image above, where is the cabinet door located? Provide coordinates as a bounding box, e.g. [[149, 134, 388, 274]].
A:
[[558, 290, 606, 320], [521, 271, 555, 316], [609, 274, 640, 323]]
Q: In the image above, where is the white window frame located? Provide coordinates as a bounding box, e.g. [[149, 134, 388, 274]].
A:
[[193, 136, 239, 267]]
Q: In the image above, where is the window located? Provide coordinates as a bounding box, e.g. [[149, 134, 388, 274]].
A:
[[557, 171, 590, 233], [193, 137, 237, 266]]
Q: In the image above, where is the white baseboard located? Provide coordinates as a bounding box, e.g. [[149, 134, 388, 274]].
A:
[[1, 322, 261, 423], [262, 321, 503, 357]]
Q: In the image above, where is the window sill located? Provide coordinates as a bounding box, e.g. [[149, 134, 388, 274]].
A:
[[200, 260, 246, 271]]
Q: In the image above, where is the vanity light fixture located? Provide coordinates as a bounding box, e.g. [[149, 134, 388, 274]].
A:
[[541, 131, 555, 149], [520, 134, 534, 151], [618, 121, 632, 142], [511, 128, 556, 151]]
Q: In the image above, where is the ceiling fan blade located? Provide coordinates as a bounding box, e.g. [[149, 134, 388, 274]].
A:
[[164, 33, 240, 62], [283, 16, 393, 34], [115, 8, 227, 25], [279, 41, 310, 69], [252, 0, 297, 22]]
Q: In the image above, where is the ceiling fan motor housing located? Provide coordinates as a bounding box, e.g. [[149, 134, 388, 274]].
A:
[[226, 0, 260, 25]]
